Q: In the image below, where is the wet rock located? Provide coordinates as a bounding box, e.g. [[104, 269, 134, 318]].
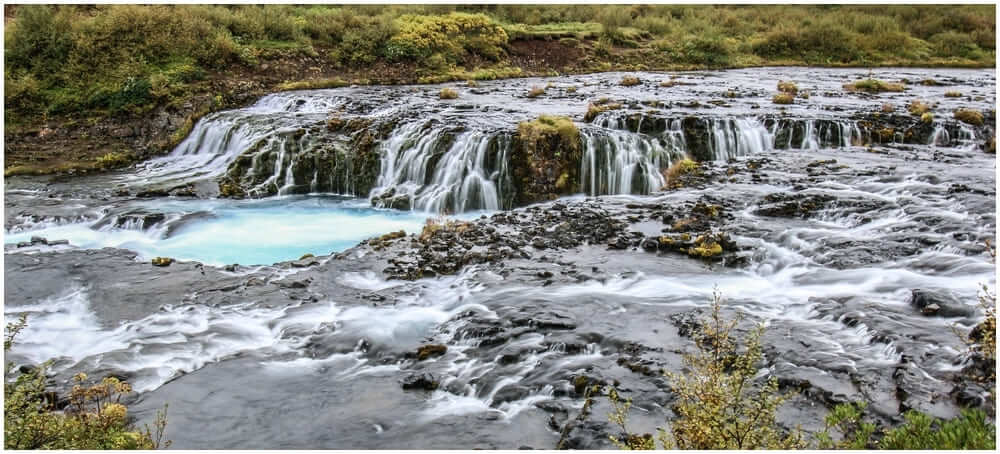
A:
[[755, 192, 835, 218], [48, 239, 69, 246], [401, 372, 439, 391], [910, 289, 975, 318], [291, 257, 319, 268], [371, 188, 412, 211], [30, 236, 47, 245]]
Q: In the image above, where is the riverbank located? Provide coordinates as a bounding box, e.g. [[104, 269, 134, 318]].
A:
[[4, 4, 995, 176]]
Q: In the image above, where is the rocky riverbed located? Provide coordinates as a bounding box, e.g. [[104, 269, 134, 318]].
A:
[[4, 67, 996, 448]]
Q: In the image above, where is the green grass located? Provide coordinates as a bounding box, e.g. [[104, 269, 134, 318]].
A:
[[3, 4, 995, 127]]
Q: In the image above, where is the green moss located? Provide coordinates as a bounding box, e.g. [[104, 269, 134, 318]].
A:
[[94, 151, 133, 169], [518, 115, 580, 150], [944, 90, 963, 97]]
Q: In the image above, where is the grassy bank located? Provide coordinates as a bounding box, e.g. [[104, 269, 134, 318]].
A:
[[3, 4, 995, 174]]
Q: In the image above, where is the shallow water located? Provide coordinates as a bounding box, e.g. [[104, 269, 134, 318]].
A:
[[4, 195, 459, 265]]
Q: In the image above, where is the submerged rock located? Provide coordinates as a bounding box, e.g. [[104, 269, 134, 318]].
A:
[[909, 289, 975, 318]]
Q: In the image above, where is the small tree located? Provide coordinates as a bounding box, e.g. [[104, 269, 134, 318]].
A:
[[606, 289, 804, 449]]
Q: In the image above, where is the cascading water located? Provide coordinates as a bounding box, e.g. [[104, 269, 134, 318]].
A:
[[370, 122, 511, 213]]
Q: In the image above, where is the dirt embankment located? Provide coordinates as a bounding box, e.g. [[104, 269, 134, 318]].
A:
[[4, 40, 595, 177]]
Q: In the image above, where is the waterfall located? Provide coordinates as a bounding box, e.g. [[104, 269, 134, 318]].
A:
[[370, 122, 510, 213], [708, 118, 773, 159], [579, 124, 685, 195]]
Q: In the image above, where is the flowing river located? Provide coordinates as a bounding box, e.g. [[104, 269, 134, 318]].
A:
[[4, 67, 996, 448]]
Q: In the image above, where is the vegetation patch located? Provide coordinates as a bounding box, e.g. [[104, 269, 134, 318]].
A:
[[945, 90, 963, 97], [438, 87, 458, 99], [843, 79, 905, 93], [954, 108, 984, 126], [517, 115, 580, 150], [526, 85, 546, 98], [583, 102, 623, 122], [908, 100, 931, 115], [5, 317, 170, 450], [772, 93, 795, 104], [663, 158, 700, 188], [619, 75, 641, 86], [776, 80, 798, 94]]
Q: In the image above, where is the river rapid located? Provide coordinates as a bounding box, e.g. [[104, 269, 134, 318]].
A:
[[3, 67, 996, 448]]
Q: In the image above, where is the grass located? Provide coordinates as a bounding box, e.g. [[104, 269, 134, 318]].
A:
[[908, 100, 931, 115], [954, 108, 984, 126], [664, 158, 700, 188], [843, 79, 906, 93], [620, 75, 641, 86], [2, 4, 995, 132], [583, 101, 622, 122], [777, 80, 798, 94], [438, 87, 458, 99], [526, 86, 546, 98], [945, 90, 963, 97], [772, 93, 795, 104], [518, 115, 580, 151]]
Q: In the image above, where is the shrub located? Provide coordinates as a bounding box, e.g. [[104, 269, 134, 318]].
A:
[[465, 80, 479, 87], [384, 13, 508, 63], [606, 290, 805, 449], [954, 108, 984, 126], [777, 80, 798, 94], [921, 112, 934, 123], [772, 93, 795, 104], [4, 317, 170, 450], [526, 86, 546, 98], [438, 87, 458, 99], [843, 79, 905, 93], [945, 90, 963, 97], [818, 402, 995, 449]]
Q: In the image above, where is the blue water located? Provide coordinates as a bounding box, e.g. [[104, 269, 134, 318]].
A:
[[4, 196, 473, 266]]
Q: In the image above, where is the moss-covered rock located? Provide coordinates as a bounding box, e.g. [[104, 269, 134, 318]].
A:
[[510, 115, 583, 205]]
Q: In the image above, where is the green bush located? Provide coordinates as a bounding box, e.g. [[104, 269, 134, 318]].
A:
[[605, 290, 806, 450], [384, 13, 508, 63], [818, 402, 995, 449]]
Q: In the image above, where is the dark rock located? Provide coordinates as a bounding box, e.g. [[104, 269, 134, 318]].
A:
[[401, 372, 439, 391], [910, 289, 975, 318]]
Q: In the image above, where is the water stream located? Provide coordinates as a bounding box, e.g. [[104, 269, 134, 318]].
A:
[[3, 67, 995, 449]]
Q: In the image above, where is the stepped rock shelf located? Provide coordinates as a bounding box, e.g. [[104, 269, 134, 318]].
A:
[[4, 67, 996, 449]]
